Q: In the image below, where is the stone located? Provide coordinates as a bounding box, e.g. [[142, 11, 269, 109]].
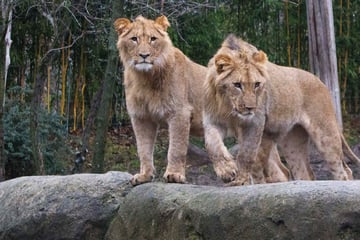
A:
[[0, 171, 132, 240], [106, 180, 360, 240], [1, 171, 360, 240]]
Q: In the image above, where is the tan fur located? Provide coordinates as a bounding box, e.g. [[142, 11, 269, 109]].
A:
[[204, 35, 360, 185], [114, 15, 218, 185]]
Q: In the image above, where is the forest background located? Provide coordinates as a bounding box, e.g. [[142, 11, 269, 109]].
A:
[[0, 0, 359, 180]]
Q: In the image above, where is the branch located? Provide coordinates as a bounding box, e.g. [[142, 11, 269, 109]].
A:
[[126, 0, 220, 18], [40, 31, 86, 63]]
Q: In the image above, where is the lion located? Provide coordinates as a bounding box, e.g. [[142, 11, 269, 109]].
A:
[[204, 34, 360, 185], [113, 16, 288, 186]]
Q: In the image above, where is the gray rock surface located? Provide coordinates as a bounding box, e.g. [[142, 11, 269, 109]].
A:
[[0, 171, 132, 240], [106, 181, 360, 240], [1, 171, 360, 240]]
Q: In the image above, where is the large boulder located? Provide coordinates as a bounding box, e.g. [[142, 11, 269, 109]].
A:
[[1, 171, 360, 240], [106, 180, 360, 240], [0, 171, 132, 240]]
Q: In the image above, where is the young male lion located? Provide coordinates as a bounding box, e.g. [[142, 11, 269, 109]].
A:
[[204, 34, 360, 185], [114, 16, 288, 185]]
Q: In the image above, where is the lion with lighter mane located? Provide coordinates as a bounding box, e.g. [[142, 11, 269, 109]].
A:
[[204, 34, 360, 185], [113, 15, 212, 185]]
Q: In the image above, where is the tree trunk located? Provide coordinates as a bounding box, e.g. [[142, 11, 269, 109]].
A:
[[30, 73, 46, 175], [91, 0, 123, 173], [0, 85, 4, 180], [0, 2, 13, 180], [306, 0, 343, 129], [285, 0, 291, 66], [0, 47, 4, 180], [60, 36, 71, 117]]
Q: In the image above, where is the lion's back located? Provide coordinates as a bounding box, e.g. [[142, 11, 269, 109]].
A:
[[266, 62, 335, 119]]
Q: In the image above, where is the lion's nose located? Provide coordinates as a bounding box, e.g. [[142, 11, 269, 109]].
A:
[[139, 53, 150, 59], [245, 107, 254, 111]]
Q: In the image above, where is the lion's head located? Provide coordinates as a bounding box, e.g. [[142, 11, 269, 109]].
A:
[[114, 15, 172, 72], [205, 35, 269, 119]]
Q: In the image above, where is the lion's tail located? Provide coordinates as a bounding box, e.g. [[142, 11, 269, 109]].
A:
[[342, 134, 360, 167]]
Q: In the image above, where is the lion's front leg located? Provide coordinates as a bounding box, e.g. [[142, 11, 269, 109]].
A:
[[232, 125, 264, 186], [204, 119, 237, 183], [130, 117, 158, 186], [163, 112, 191, 183]]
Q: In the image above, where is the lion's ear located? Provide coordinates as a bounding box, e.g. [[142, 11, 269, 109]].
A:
[[253, 51, 268, 63], [215, 54, 234, 74], [114, 18, 131, 35], [155, 15, 170, 31]]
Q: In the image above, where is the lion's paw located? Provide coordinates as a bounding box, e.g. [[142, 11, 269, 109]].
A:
[[213, 158, 238, 183], [130, 173, 154, 186], [163, 171, 186, 184], [225, 174, 253, 187]]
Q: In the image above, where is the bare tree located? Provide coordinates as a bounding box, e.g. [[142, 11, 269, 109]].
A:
[[123, 0, 222, 42], [306, 0, 343, 129], [0, 0, 14, 180], [2, 0, 12, 106]]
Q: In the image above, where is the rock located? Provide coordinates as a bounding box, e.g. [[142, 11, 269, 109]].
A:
[[106, 181, 360, 240], [185, 143, 224, 186], [1, 171, 360, 240], [0, 171, 132, 240]]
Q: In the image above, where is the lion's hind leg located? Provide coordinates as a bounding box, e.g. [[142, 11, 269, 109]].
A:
[[264, 144, 289, 183], [306, 123, 350, 180], [252, 137, 289, 183], [343, 161, 353, 180], [278, 125, 315, 180]]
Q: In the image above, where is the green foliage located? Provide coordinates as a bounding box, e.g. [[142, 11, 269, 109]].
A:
[[4, 102, 32, 176], [334, 0, 360, 114], [104, 143, 139, 173], [169, 10, 226, 66], [4, 87, 71, 177]]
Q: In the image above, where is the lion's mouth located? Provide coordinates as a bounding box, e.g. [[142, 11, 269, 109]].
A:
[[135, 61, 153, 71], [232, 108, 254, 119]]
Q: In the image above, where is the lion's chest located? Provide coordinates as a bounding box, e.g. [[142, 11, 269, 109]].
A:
[[125, 83, 175, 120]]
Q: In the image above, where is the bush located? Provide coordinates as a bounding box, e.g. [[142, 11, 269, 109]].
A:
[[4, 87, 71, 178]]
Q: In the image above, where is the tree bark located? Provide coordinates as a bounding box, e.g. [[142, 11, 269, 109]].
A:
[[0, 1, 13, 180], [30, 74, 46, 175], [91, 1, 123, 173], [306, 0, 343, 129]]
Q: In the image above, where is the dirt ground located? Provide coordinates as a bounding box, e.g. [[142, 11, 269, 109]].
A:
[[78, 116, 360, 186]]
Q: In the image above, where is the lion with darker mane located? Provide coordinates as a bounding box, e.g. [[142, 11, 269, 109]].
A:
[[204, 34, 360, 185]]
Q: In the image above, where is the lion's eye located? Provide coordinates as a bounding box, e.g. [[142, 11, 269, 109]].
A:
[[130, 36, 138, 42], [254, 82, 261, 88], [150, 36, 157, 42], [233, 82, 242, 89]]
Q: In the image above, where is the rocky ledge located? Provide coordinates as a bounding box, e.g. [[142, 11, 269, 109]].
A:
[[0, 172, 360, 240]]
